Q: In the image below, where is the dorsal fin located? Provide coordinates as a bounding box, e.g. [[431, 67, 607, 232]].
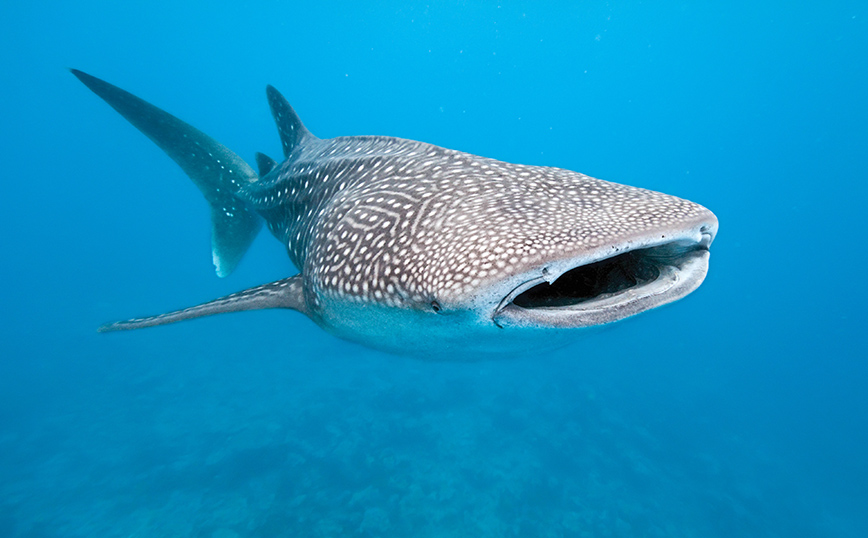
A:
[[98, 276, 307, 332], [266, 85, 313, 157], [255, 152, 278, 176]]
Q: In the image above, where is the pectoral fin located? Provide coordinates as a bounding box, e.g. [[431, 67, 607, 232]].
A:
[[99, 276, 307, 332]]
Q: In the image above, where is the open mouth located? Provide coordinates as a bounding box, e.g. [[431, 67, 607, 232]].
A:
[[493, 236, 713, 329], [512, 247, 664, 308]]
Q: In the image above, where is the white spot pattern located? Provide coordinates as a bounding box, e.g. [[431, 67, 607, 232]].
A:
[[239, 135, 710, 311]]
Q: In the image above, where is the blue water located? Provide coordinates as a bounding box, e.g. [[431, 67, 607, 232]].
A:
[[2, 1, 866, 536]]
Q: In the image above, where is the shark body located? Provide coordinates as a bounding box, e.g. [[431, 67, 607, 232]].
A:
[[73, 70, 718, 356]]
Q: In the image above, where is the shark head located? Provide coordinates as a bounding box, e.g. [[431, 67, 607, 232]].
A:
[[74, 70, 718, 357], [303, 150, 717, 355]]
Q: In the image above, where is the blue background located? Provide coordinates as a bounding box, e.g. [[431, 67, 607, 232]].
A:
[[1, 1, 866, 536]]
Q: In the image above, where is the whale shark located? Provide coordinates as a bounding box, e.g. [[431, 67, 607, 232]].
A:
[[73, 70, 718, 355]]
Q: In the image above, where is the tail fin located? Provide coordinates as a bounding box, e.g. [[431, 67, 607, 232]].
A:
[[71, 69, 261, 277]]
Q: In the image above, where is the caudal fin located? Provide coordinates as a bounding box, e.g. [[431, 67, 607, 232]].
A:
[[71, 69, 261, 277]]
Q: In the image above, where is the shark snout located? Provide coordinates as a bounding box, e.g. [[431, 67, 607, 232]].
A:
[[490, 207, 718, 330]]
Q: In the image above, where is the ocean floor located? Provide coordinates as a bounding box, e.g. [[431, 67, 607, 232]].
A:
[[0, 325, 840, 538]]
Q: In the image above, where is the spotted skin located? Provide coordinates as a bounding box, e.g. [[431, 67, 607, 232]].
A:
[[74, 70, 717, 356], [242, 135, 710, 313]]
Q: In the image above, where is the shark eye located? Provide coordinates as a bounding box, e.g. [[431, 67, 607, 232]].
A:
[[431, 300, 442, 313]]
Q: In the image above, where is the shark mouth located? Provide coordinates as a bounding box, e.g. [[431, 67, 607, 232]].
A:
[[492, 229, 714, 329]]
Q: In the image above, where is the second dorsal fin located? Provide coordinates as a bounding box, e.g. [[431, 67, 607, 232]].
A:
[[266, 85, 314, 157], [255, 152, 278, 175]]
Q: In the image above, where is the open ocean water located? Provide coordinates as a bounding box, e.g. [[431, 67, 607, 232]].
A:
[[1, 1, 866, 536]]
